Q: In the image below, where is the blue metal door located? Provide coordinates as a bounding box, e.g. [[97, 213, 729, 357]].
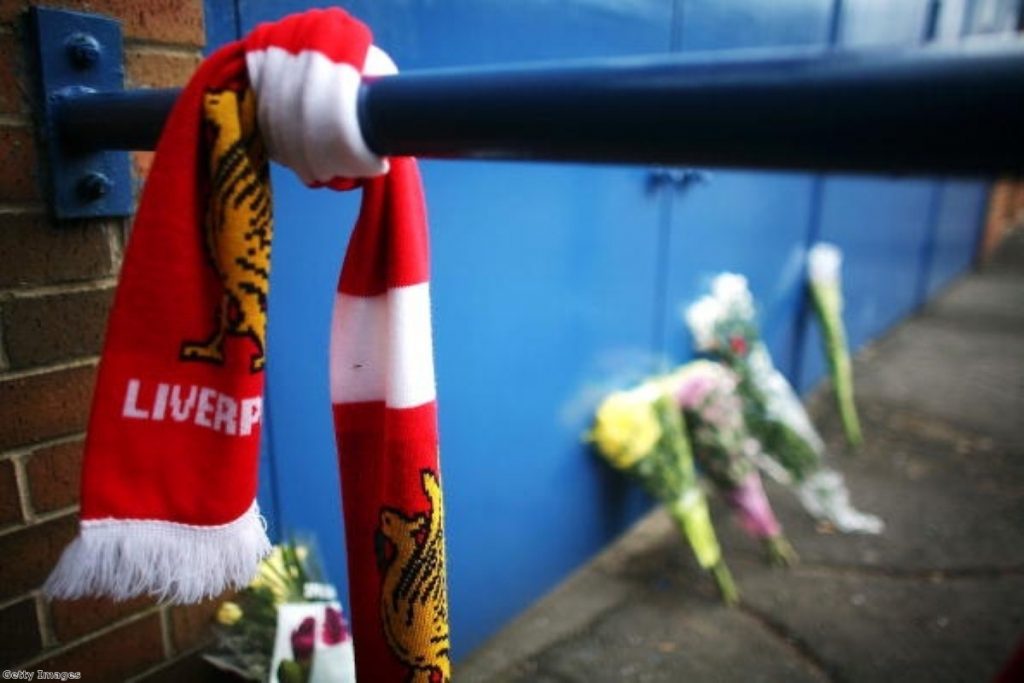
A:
[[661, 0, 835, 379], [797, 0, 939, 390], [212, 0, 676, 657]]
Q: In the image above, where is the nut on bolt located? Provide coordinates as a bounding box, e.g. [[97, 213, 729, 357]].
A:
[[77, 172, 112, 201], [66, 32, 101, 68]]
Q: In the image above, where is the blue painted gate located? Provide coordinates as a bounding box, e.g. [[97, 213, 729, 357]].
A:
[[203, 0, 1010, 658]]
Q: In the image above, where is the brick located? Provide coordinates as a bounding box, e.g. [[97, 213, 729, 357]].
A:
[[0, 1, 205, 47], [125, 46, 201, 89], [32, 611, 165, 682], [0, 30, 28, 115], [0, 596, 42, 667], [0, 363, 96, 451], [0, 125, 40, 202], [134, 650, 235, 683], [0, 513, 76, 602], [170, 594, 230, 653], [132, 151, 154, 185], [1, 287, 114, 368], [25, 438, 82, 513], [0, 214, 117, 288], [0, 457, 23, 526], [50, 594, 156, 643]]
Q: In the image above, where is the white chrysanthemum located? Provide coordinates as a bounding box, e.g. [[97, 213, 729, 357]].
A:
[[710, 272, 755, 319], [808, 242, 842, 286], [684, 296, 723, 351]]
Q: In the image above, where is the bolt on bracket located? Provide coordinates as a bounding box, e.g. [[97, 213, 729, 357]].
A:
[[31, 6, 132, 219]]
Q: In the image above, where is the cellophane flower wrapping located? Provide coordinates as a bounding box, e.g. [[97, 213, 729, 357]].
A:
[[205, 541, 356, 683], [591, 382, 738, 602], [808, 242, 863, 447], [685, 273, 883, 535], [667, 361, 795, 564]]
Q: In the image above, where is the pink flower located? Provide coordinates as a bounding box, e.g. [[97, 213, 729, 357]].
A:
[[727, 472, 781, 539], [322, 606, 349, 645], [677, 374, 715, 410], [291, 616, 317, 662]]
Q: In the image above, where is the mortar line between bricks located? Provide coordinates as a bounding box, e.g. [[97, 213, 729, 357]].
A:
[[123, 35, 205, 51], [0, 591, 35, 611], [0, 431, 85, 462], [11, 452, 33, 522], [0, 355, 97, 382], [33, 590, 57, 649], [0, 277, 117, 299], [737, 602, 842, 683], [123, 39, 206, 57], [0, 203, 47, 215], [0, 504, 79, 539], [158, 605, 174, 659], [16, 602, 165, 670], [106, 219, 126, 271]]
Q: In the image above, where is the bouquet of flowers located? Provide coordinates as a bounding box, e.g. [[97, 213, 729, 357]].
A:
[[205, 540, 355, 683], [591, 381, 739, 603], [666, 360, 797, 566], [685, 273, 883, 534], [808, 243, 863, 447]]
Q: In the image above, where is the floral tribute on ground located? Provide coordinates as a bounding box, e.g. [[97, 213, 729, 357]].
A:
[[666, 360, 797, 566], [685, 273, 883, 534], [591, 381, 740, 603], [808, 242, 863, 447], [206, 540, 355, 683]]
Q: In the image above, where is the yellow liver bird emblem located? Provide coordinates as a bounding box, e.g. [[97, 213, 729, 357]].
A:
[[377, 470, 450, 683], [180, 88, 272, 373]]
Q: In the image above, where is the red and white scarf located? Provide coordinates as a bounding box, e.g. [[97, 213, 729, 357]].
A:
[[45, 9, 450, 681]]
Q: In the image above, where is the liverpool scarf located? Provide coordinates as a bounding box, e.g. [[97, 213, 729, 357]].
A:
[[44, 9, 450, 682]]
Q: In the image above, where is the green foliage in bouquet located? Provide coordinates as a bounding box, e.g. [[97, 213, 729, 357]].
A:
[[686, 274, 821, 483]]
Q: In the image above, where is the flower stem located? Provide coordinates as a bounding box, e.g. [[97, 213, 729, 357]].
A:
[[711, 560, 740, 606], [763, 534, 799, 568]]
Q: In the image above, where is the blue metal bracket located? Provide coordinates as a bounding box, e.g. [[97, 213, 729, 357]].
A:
[[31, 6, 132, 219]]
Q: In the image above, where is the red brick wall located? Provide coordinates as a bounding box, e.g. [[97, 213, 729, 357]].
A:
[[0, 2, 229, 680]]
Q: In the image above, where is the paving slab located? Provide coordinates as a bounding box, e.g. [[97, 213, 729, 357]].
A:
[[734, 563, 1024, 683], [747, 402, 1024, 572], [499, 591, 828, 683], [851, 320, 1024, 447]]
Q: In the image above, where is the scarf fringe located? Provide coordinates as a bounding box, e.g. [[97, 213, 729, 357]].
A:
[[44, 501, 271, 604]]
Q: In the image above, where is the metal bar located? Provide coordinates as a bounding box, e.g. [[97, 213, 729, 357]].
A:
[[56, 88, 180, 152], [55, 41, 1024, 175]]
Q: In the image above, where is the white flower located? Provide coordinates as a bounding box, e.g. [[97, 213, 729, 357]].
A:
[[710, 273, 755, 320], [684, 296, 723, 351], [808, 242, 842, 286]]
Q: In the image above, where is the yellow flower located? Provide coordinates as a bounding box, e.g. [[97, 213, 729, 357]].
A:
[[216, 601, 243, 626], [591, 385, 662, 469]]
